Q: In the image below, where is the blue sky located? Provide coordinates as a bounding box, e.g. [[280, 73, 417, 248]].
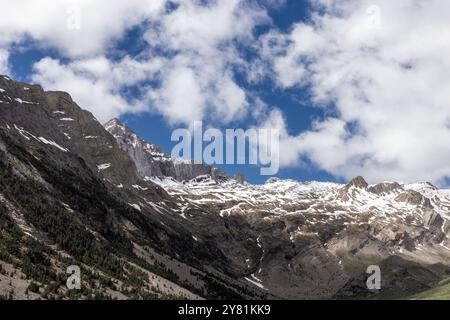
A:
[[124, 1, 337, 184], [6, 0, 337, 184], [2, 0, 450, 185], [115, 1, 337, 184]]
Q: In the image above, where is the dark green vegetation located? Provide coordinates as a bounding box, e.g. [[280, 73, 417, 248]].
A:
[[0, 129, 184, 299], [0, 125, 257, 300], [2, 76, 450, 300]]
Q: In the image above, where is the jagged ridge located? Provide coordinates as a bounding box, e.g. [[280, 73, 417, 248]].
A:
[[1, 75, 450, 300]]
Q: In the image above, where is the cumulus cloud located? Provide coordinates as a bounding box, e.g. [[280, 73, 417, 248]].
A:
[[1, 0, 270, 126], [261, 0, 450, 184], [144, 0, 268, 126], [149, 66, 206, 125], [0, 0, 165, 57], [32, 56, 162, 122], [4, 0, 450, 184], [0, 0, 166, 121]]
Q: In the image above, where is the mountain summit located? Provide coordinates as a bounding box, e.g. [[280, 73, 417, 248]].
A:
[[1, 75, 450, 300], [346, 176, 369, 189], [104, 117, 228, 182]]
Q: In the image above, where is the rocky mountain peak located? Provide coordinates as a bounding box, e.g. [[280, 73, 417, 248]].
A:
[[406, 182, 438, 192], [425, 182, 438, 190], [345, 176, 369, 189], [104, 118, 222, 182], [2, 74, 450, 300], [104, 118, 128, 134], [368, 182, 404, 195], [105, 118, 122, 126], [0, 75, 145, 187]]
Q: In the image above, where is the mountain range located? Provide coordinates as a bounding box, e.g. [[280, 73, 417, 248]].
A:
[[1, 74, 449, 300]]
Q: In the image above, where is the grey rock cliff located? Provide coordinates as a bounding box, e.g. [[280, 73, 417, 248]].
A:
[[2, 75, 450, 300], [104, 118, 227, 182]]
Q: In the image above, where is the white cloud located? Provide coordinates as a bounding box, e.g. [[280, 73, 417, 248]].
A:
[[6, 0, 450, 184], [1, 0, 166, 122], [0, 0, 165, 57], [152, 0, 266, 53], [256, 108, 303, 167], [143, 0, 268, 126], [261, 0, 450, 184], [0, 49, 9, 74], [32, 56, 162, 122], [0, 0, 270, 127], [150, 66, 206, 125]]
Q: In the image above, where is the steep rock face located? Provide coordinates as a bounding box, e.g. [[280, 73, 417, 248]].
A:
[[104, 118, 224, 182], [147, 174, 450, 299], [423, 210, 446, 232], [2, 75, 450, 300], [346, 176, 369, 189], [103, 111, 450, 299], [0, 77, 143, 187], [337, 176, 369, 201], [395, 190, 433, 209], [1, 75, 263, 300], [368, 182, 404, 195]]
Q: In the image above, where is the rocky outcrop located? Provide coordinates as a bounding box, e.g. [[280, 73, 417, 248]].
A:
[[395, 190, 433, 209], [2, 75, 450, 300], [337, 176, 368, 201], [0, 77, 143, 187], [423, 210, 446, 232], [104, 118, 223, 182], [346, 176, 369, 189], [368, 182, 403, 195]]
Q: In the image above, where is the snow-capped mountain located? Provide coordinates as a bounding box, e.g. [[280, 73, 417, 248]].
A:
[[1, 74, 450, 300], [105, 118, 228, 182], [107, 115, 450, 299]]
